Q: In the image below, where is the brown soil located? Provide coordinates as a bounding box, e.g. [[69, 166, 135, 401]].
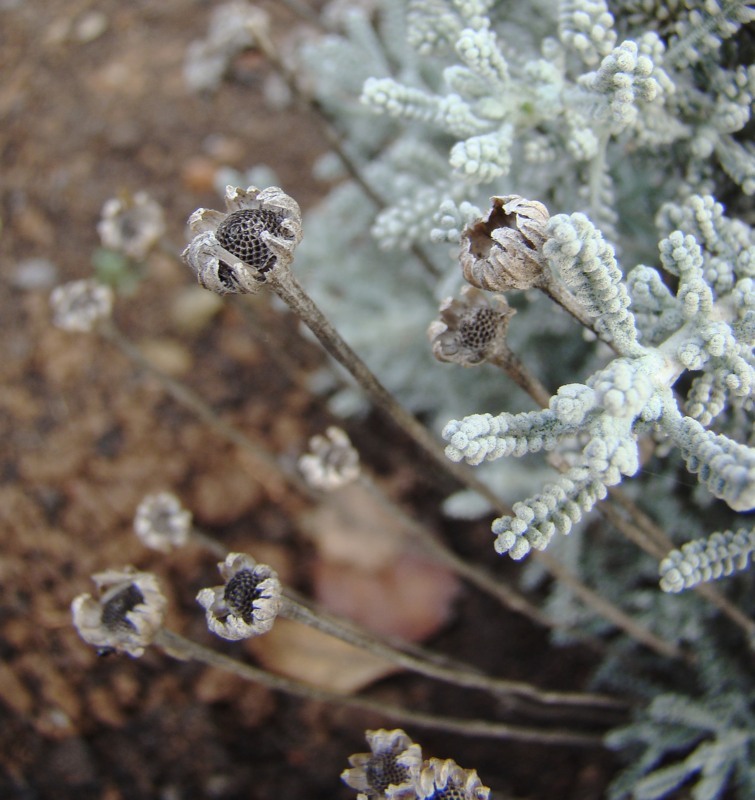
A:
[[1, 2, 617, 798]]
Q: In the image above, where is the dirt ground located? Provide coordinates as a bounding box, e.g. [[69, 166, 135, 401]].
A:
[[1, 2, 619, 798]]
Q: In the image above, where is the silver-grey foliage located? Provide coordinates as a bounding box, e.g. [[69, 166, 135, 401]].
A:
[[191, 0, 755, 796]]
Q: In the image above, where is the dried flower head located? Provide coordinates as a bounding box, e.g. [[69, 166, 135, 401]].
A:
[[97, 191, 166, 260], [298, 426, 361, 490], [427, 287, 515, 366], [342, 729, 423, 799], [460, 195, 550, 292], [50, 279, 114, 332], [196, 552, 282, 640], [184, 2, 269, 93], [133, 492, 192, 553], [71, 567, 167, 657], [415, 758, 490, 800], [182, 185, 302, 295]]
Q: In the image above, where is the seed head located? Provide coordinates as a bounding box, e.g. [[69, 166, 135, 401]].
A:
[[133, 492, 192, 553], [415, 758, 490, 800], [428, 287, 514, 366], [196, 552, 282, 640], [342, 729, 423, 799], [71, 567, 167, 657], [182, 185, 302, 295], [97, 191, 165, 260], [184, 2, 270, 93], [215, 209, 286, 273], [50, 279, 114, 332], [460, 195, 550, 292], [298, 426, 361, 491]]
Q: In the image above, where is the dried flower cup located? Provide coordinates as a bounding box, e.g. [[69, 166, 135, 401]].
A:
[[460, 195, 550, 292], [182, 185, 303, 295], [428, 286, 515, 367], [298, 426, 361, 490], [71, 567, 167, 657], [196, 552, 282, 640], [133, 492, 192, 553], [342, 729, 423, 799], [97, 191, 165, 260], [50, 279, 114, 332], [415, 758, 490, 800]]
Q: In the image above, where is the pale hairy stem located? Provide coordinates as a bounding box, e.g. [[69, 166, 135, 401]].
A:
[[154, 629, 605, 747], [587, 131, 611, 227], [267, 267, 686, 661], [100, 320, 317, 503], [279, 593, 628, 719]]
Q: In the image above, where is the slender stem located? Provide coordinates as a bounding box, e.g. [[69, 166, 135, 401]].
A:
[[267, 267, 684, 660], [109, 269, 685, 659], [357, 474, 552, 628], [247, 14, 690, 659], [189, 528, 228, 558], [254, 6, 727, 653], [153, 629, 605, 746], [537, 549, 686, 661], [540, 275, 599, 333], [100, 320, 317, 503], [267, 269, 504, 509], [100, 314, 569, 634], [186, 530, 626, 720], [488, 347, 552, 408], [279, 594, 628, 717]]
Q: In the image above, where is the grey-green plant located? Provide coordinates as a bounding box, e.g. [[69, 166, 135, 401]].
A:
[[59, 1, 755, 798], [266, 1, 755, 796]]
